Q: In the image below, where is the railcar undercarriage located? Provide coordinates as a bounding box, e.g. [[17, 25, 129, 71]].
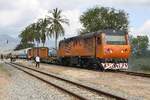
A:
[[58, 56, 128, 71]]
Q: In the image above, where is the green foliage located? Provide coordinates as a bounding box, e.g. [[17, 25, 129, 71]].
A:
[[129, 56, 150, 73], [131, 35, 149, 55], [46, 8, 69, 49], [19, 8, 69, 49], [19, 24, 35, 43], [14, 42, 34, 50], [38, 18, 47, 46], [19, 19, 47, 46], [80, 6, 129, 34]]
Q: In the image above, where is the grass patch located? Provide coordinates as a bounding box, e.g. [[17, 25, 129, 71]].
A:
[[129, 56, 150, 73], [0, 64, 11, 77]]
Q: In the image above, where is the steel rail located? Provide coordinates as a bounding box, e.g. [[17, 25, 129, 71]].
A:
[[5, 62, 88, 100], [8, 62, 127, 100], [116, 70, 150, 78], [42, 62, 150, 78]]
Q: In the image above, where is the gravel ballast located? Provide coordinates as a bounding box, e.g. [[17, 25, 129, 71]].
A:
[[16, 59, 150, 100], [3, 63, 76, 100]]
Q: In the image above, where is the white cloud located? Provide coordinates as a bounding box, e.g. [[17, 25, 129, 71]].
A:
[[0, 0, 150, 39], [63, 10, 82, 37], [0, 10, 21, 27], [0, 0, 84, 38], [109, 0, 150, 6], [0, 0, 49, 25], [130, 20, 150, 40], [138, 20, 150, 33], [0, 0, 48, 37]]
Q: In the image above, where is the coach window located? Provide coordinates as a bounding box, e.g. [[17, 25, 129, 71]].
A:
[[97, 37, 101, 44]]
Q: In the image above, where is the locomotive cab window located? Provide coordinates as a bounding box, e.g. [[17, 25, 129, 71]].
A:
[[106, 35, 126, 45], [97, 37, 101, 44]]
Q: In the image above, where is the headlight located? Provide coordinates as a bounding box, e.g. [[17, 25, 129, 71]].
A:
[[109, 50, 113, 53], [105, 48, 113, 54]]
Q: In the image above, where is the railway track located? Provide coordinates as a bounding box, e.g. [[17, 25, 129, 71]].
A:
[[47, 62, 150, 78], [42, 62, 150, 78], [5, 62, 127, 100], [116, 70, 150, 78]]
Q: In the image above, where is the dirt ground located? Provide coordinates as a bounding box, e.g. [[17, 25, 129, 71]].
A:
[[18, 59, 150, 100], [0, 63, 10, 100]]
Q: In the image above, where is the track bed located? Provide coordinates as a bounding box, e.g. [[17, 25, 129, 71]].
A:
[[12, 59, 150, 100]]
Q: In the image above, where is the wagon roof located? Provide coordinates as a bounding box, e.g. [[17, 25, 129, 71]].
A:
[[32, 47, 49, 49]]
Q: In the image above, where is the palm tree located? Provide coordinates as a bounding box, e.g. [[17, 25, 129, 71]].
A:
[[20, 20, 46, 47], [19, 25, 35, 43], [46, 8, 69, 50], [34, 22, 41, 46], [38, 18, 47, 47], [41, 32, 46, 47]]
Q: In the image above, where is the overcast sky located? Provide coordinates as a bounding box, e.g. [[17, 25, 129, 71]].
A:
[[0, 0, 150, 40]]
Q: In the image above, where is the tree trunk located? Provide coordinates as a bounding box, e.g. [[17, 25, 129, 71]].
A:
[[36, 42, 39, 56], [55, 37, 57, 50], [55, 32, 58, 50]]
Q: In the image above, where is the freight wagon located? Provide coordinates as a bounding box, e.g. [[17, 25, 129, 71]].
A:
[[27, 47, 57, 63], [27, 47, 49, 60]]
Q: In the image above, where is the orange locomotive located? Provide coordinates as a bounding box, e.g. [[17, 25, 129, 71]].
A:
[[58, 30, 131, 70]]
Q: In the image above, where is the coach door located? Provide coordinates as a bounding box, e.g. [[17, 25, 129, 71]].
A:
[[96, 34, 103, 58]]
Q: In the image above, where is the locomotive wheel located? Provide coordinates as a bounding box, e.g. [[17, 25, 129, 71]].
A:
[[96, 63, 105, 72], [99, 66, 105, 72], [61, 58, 68, 66]]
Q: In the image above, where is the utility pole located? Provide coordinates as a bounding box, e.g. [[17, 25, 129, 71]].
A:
[[6, 40, 8, 44], [137, 36, 142, 55]]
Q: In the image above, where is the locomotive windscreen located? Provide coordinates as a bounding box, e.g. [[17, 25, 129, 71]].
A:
[[106, 35, 126, 45]]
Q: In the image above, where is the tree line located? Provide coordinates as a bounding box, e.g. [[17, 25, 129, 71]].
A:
[[15, 8, 69, 50], [131, 35, 149, 56], [15, 6, 149, 55]]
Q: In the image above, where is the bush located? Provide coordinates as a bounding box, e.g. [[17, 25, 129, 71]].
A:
[[129, 55, 150, 73]]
